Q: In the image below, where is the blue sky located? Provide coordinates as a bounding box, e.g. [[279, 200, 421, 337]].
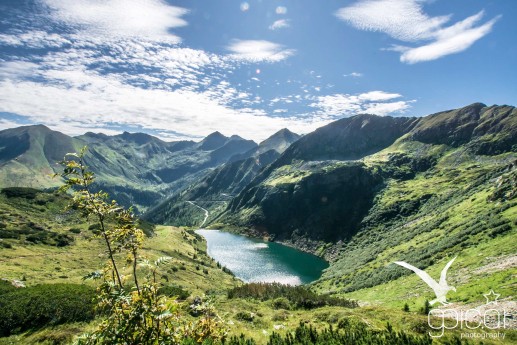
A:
[[0, 0, 515, 141]]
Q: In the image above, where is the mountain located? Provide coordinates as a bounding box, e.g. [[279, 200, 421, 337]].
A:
[[212, 114, 419, 241], [144, 129, 300, 226], [210, 103, 516, 301], [0, 127, 257, 212], [0, 125, 82, 189]]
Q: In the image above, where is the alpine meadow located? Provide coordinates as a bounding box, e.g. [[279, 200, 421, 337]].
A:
[[0, 1, 516, 344]]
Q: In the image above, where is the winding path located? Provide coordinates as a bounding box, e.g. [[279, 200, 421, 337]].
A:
[[186, 201, 209, 228]]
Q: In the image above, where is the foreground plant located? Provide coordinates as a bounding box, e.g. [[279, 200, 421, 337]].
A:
[[56, 147, 226, 344]]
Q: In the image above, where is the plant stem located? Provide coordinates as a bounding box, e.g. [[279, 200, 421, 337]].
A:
[[132, 248, 140, 294], [78, 156, 123, 289]]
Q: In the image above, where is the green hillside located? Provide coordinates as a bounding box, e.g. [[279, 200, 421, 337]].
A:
[[145, 128, 301, 227], [0, 126, 257, 213], [0, 103, 515, 344], [210, 103, 517, 308]]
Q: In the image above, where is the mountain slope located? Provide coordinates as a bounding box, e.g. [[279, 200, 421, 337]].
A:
[[144, 129, 301, 226], [211, 103, 517, 304], [0, 127, 257, 212], [0, 125, 82, 189]]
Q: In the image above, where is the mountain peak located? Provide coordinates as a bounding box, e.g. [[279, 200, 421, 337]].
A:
[[198, 131, 229, 150], [117, 131, 160, 145], [81, 132, 110, 142], [229, 134, 245, 141], [257, 128, 301, 155], [270, 128, 299, 139], [205, 131, 227, 139]]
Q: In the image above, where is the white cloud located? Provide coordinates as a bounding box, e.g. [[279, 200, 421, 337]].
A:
[[0, 70, 327, 142], [276, 6, 287, 15], [0, 61, 40, 80], [336, 0, 449, 42], [226, 40, 295, 62], [0, 30, 71, 48], [42, 0, 188, 42], [336, 0, 500, 63], [363, 101, 410, 115], [358, 91, 401, 101], [400, 15, 500, 63], [269, 19, 290, 30], [0, 118, 28, 131], [310, 91, 411, 117], [240, 2, 250, 12], [344, 72, 363, 78]]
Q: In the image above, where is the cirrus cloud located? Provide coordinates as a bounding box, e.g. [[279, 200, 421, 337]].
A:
[[336, 0, 500, 63], [269, 19, 291, 31]]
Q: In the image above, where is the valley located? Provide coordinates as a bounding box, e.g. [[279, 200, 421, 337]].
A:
[[0, 103, 516, 344]]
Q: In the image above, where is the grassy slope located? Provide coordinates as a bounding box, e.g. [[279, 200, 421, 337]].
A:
[[0, 190, 237, 291], [207, 134, 516, 342], [314, 138, 516, 291], [0, 190, 516, 344]]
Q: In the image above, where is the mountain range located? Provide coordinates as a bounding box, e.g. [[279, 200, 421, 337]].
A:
[[0, 126, 274, 212], [1, 102, 516, 301]]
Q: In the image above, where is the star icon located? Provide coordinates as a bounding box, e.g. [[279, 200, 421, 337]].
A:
[[483, 290, 501, 305]]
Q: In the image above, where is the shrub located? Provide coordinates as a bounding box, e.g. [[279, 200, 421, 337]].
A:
[[69, 227, 82, 234], [235, 311, 254, 322], [403, 303, 410, 312], [1, 187, 39, 199], [227, 283, 358, 309], [0, 241, 12, 249], [0, 283, 96, 336], [158, 285, 190, 300], [0, 280, 16, 294], [272, 297, 291, 310], [272, 310, 289, 322], [267, 322, 431, 345], [137, 219, 156, 237], [56, 148, 227, 345]]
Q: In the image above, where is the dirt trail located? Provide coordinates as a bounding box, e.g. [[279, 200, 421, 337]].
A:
[[186, 201, 209, 227]]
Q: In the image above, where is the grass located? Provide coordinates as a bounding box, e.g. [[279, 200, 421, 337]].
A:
[[1, 145, 516, 344]]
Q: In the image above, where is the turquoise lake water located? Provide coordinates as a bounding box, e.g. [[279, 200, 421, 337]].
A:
[[196, 229, 328, 285]]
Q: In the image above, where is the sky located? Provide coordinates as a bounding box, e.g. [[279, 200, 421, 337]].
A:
[[0, 0, 515, 142]]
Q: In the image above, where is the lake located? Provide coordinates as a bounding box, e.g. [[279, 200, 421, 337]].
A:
[[196, 229, 328, 285]]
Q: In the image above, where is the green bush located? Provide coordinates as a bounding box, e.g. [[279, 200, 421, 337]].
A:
[[0, 227, 74, 247], [158, 285, 190, 300], [0, 280, 16, 294], [1, 187, 39, 199], [69, 227, 82, 234], [137, 219, 156, 237], [0, 241, 13, 248], [272, 297, 291, 310], [187, 322, 434, 345], [228, 283, 358, 309], [0, 283, 96, 336], [235, 311, 254, 322]]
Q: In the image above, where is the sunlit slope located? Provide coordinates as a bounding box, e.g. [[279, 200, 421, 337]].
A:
[[212, 103, 517, 305], [0, 188, 237, 294]]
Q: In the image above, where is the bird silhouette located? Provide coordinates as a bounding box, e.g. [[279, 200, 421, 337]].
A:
[[394, 257, 457, 305]]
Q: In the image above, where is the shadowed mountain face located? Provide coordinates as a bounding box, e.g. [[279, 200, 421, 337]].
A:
[[212, 104, 516, 265], [276, 115, 419, 164], [0, 127, 257, 213], [144, 128, 301, 226]]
